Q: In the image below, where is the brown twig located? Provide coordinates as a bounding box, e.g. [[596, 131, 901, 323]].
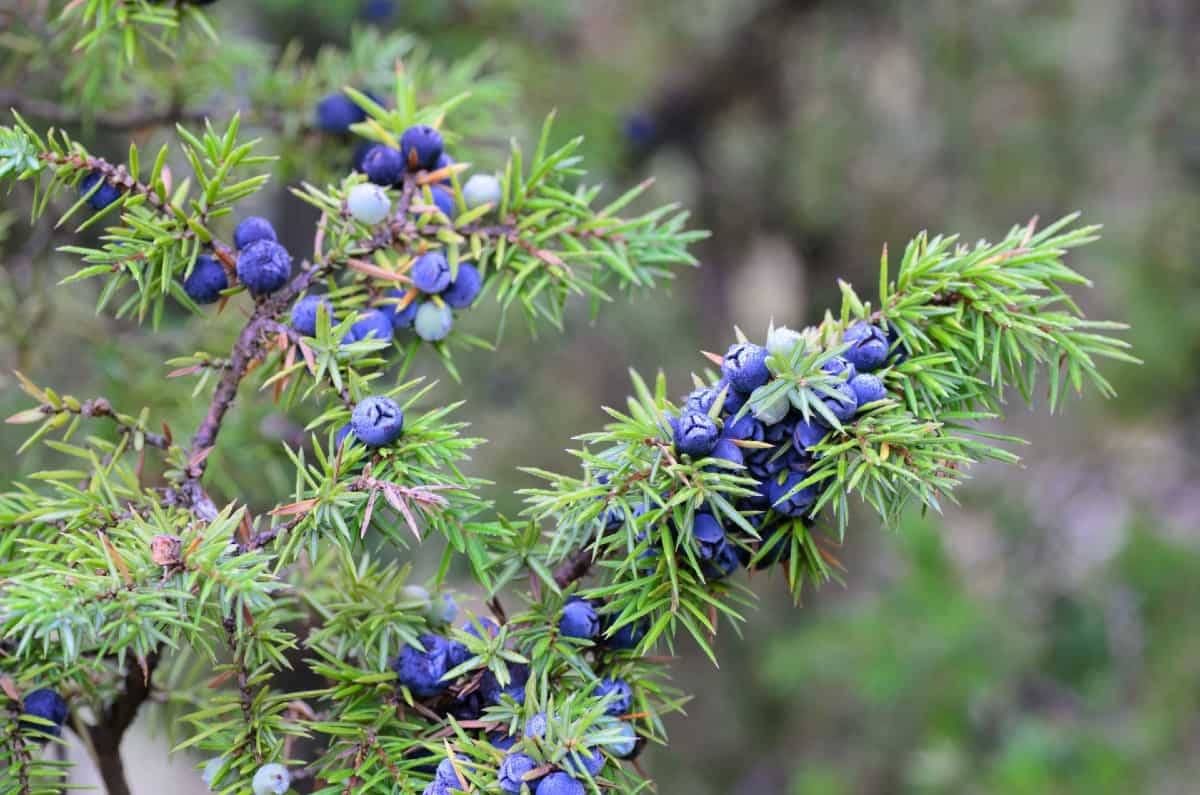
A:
[[86, 652, 160, 795]]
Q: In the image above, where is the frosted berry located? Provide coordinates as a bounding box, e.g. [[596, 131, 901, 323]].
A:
[[401, 584, 432, 613], [598, 717, 638, 758], [251, 763, 290, 795], [751, 393, 790, 426], [347, 308, 394, 344], [347, 182, 391, 225], [673, 411, 719, 458], [701, 540, 741, 580], [316, 92, 367, 133], [498, 753, 540, 793], [383, 288, 420, 329], [430, 593, 458, 625], [350, 395, 404, 447], [842, 321, 889, 372], [446, 637, 471, 669], [362, 145, 405, 186], [182, 255, 228, 305], [684, 386, 719, 415], [766, 325, 805, 357], [201, 757, 226, 789], [20, 689, 68, 739], [594, 677, 632, 716], [716, 378, 748, 414], [237, 239, 292, 295], [392, 634, 450, 697], [821, 355, 856, 382], [563, 746, 605, 778], [414, 301, 453, 342], [849, 373, 887, 406], [535, 773, 584, 795], [722, 414, 764, 443], [411, 251, 452, 294], [233, 216, 276, 250], [766, 470, 818, 517], [721, 342, 770, 392], [886, 326, 908, 365], [462, 173, 503, 211], [400, 124, 444, 171], [524, 711, 548, 739], [490, 732, 518, 752], [430, 185, 457, 220], [79, 171, 121, 210], [441, 263, 482, 308], [436, 758, 469, 789], [480, 662, 529, 706], [559, 597, 599, 640], [462, 616, 500, 639], [818, 381, 858, 424], [290, 295, 334, 336]]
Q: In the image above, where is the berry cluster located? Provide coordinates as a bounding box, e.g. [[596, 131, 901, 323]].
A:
[[662, 321, 903, 576]]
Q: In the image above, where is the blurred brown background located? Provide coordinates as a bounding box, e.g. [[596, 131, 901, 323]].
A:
[[3, 1, 1199, 793]]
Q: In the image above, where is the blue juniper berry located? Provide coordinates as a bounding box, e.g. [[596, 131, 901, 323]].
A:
[[706, 438, 744, 469], [766, 470, 818, 517], [721, 342, 771, 392], [842, 321, 890, 372], [400, 124, 444, 171], [182, 255, 228, 305], [498, 753, 540, 794], [480, 662, 529, 706], [236, 239, 292, 295], [722, 413, 764, 443], [563, 747, 606, 778], [391, 634, 451, 697], [411, 251, 452, 294], [316, 91, 368, 133], [414, 301, 454, 342], [441, 263, 482, 308], [594, 677, 632, 716], [599, 718, 639, 758], [673, 411, 719, 458], [19, 689, 68, 739], [849, 372, 887, 406], [701, 540, 742, 580], [383, 287, 420, 329], [793, 418, 828, 452], [817, 381, 858, 424], [290, 295, 334, 336], [350, 395, 405, 447], [430, 185, 457, 220], [559, 597, 600, 640], [79, 171, 121, 210], [363, 145, 406, 186], [604, 615, 649, 650], [347, 308, 394, 344], [232, 216, 277, 250], [821, 355, 856, 382], [692, 512, 727, 560], [535, 772, 585, 795]]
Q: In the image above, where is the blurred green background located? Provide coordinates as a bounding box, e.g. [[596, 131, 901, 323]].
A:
[[3, 1, 1198, 793]]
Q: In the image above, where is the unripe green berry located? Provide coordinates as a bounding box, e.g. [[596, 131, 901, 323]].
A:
[[347, 183, 391, 225], [414, 300, 453, 342], [766, 326, 804, 357], [752, 393, 790, 424]]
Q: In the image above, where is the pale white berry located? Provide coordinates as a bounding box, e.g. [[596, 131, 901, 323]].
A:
[[414, 301, 453, 342], [251, 763, 290, 795], [766, 325, 804, 357], [462, 174, 502, 211], [201, 757, 225, 789], [752, 393, 790, 425], [347, 183, 391, 225]]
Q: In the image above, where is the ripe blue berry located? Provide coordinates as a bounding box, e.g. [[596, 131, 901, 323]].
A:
[[673, 411, 719, 458], [363, 145, 405, 186], [604, 616, 648, 650], [400, 124, 444, 171], [411, 251, 452, 294], [886, 326, 908, 365], [233, 216, 276, 250], [685, 386, 720, 415], [849, 373, 887, 406], [334, 423, 354, 449], [524, 711, 548, 739], [392, 634, 450, 697], [251, 763, 290, 795], [498, 753, 540, 793], [559, 597, 600, 640], [722, 414, 764, 443], [842, 321, 889, 372], [383, 288, 420, 329], [754, 524, 792, 570], [347, 183, 391, 225], [701, 540, 742, 580], [480, 662, 529, 706], [792, 418, 827, 451], [821, 355, 856, 382], [594, 677, 632, 716], [182, 255, 228, 305], [436, 758, 468, 789], [462, 173, 503, 211], [350, 395, 405, 447], [818, 381, 858, 424], [563, 747, 606, 778], [490, 732, 518, 752], [316, 92, 367, 133], [430, 593, 458, 625], [348, 308, 394, 344], [535, 772, 585, 795], [441, 263, 482, 308], [623, 112, 657, 147], [414, 301, 454, 342], [707, 438, 744, 470], [79, 171, 121, 210], [351, 141, 375, 173], [430, 185, 457, 220], [290, 295, 334, 336], [20, 689, 67, 739], [237, 239, 292, 295], [767, 470, 818, 517], [721, 342, 770, 392], [692, 513, 727, 560], [716, 378, 749, 414], [445, 638, 471, 669]]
